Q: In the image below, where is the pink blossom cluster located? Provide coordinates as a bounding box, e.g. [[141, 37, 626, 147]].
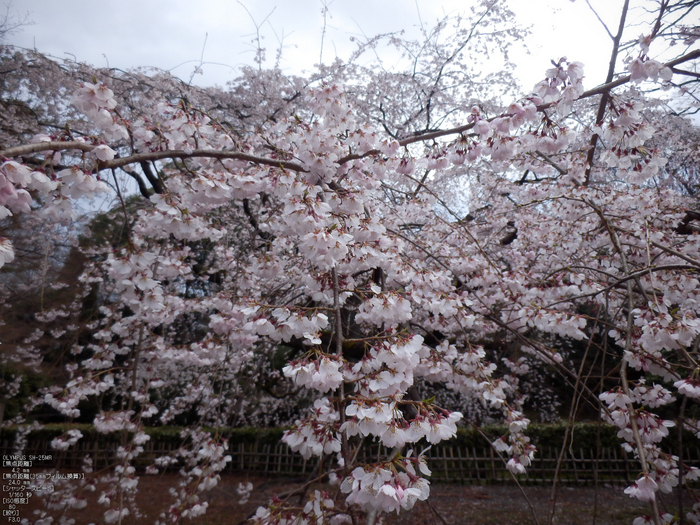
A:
[[2, 10, 700, 524], [340, 461, 430, 513]]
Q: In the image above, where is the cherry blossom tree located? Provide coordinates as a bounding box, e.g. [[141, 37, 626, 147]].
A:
[[1, 1, 700, 524]]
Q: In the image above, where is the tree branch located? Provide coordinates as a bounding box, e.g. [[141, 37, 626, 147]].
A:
[[0, 141, 308, 172], [583, 0, 629, 185], [397, 48, 700, 148]]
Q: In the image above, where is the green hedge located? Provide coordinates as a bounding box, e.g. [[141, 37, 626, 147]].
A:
[[0, 423, 694, 452], [0, 424, 286, 446], [459, 423, 623, 450]]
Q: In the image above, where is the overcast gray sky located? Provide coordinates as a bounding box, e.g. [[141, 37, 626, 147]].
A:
[[5, 0, 631, 93]]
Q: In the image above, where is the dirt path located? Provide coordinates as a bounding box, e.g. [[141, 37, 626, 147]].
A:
[[19, 472, 670, 524]]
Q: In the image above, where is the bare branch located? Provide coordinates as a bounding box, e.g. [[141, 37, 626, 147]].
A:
[[583, 0, 615, 40]]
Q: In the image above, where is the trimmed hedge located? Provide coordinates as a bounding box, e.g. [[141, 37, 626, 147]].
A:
[[444, 422, 625, 450], [0, 423, 697, 450], [0, 424, 286, 446], [0, 422, 695, 451]]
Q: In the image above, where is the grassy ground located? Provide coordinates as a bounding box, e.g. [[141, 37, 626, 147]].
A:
[[17, 472, 676, 524]]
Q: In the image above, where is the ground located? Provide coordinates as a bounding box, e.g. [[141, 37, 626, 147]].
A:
[[19, 472, 674, 524]]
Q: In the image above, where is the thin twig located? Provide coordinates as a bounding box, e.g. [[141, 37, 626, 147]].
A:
[[583, 0, 615, 40], [600, 206, 663, 525], [473, 424, 542, 525], [678, 395, 688, 525], [425, 497, 448, 525], [548, 313, 599, 525]]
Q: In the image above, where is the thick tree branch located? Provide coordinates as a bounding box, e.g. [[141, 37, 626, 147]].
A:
[[0, 141, 308, 172], [139, 161, 164, 194], [100, 149, 306, 173], [120, 165, 152, 198]]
